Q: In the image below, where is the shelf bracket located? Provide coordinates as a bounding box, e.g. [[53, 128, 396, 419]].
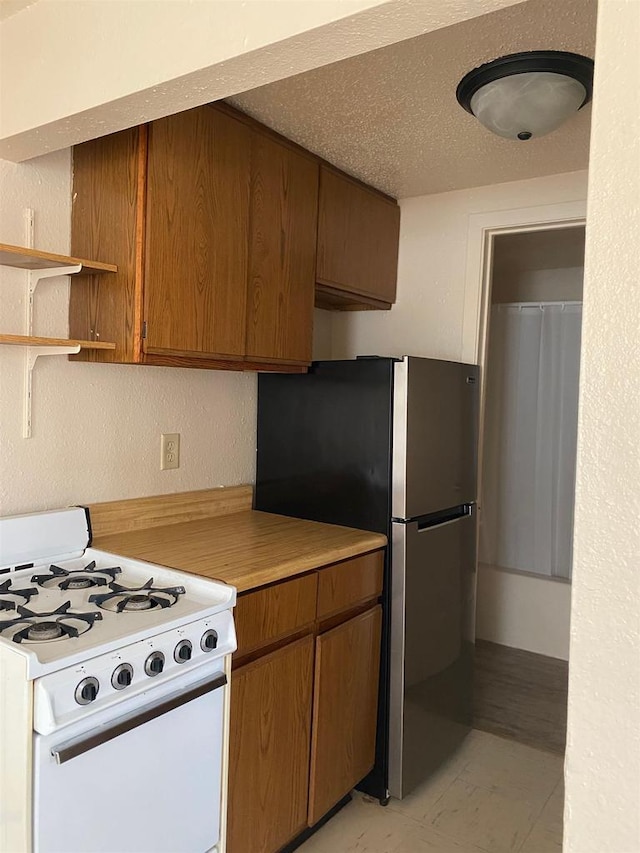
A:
[[23, 263, 82, 439], [24, 344, 82, 439], [26, 264, 81, 334]]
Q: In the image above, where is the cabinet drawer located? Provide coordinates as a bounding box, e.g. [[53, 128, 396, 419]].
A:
[[234, 573, 318, 657], [316, 550, 384, 620]]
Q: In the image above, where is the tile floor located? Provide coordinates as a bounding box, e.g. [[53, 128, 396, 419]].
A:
[[299, 730, 563, 853]]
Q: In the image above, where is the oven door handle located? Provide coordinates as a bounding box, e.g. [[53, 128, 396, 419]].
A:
[[51, 671, 227, 765]]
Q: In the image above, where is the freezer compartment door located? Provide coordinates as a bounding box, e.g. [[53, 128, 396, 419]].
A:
[[388, 509, 476, 800], [393, 357, 478, 520]]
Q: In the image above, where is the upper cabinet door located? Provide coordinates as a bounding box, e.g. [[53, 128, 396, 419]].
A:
[[317, 166, 400, 306], [144, 107, 251, 358], [246, 133, 319, 365]]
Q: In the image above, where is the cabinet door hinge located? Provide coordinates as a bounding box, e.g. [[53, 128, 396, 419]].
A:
[[142, 321, 147, 340]]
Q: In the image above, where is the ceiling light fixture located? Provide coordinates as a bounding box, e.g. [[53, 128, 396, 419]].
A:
[[456, 50, 594, 141]]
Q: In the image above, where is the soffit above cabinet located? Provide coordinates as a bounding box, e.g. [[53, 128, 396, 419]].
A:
[[229, 0, 596, 198]]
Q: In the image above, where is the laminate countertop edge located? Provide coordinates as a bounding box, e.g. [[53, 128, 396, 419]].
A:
[[93, 509, 387, 594]]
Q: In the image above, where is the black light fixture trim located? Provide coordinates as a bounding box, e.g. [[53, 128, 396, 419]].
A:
[[456, 51, 594, 114]]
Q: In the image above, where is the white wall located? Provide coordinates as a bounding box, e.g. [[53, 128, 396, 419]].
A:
[[329, 170, 588, 660], [0, 151, 257, 515], [312, 309, 335, 360], [491, 266, 584, 303], [0, 0, 524, 161], [476, 565, 571, 660], [331, 170, 588, 364], [564, 1, 640, 850]]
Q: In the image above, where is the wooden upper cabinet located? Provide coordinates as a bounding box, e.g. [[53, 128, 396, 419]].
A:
[[70, 126, 145, 364], [316, 166, 400, 309], [246, 132, 318, 365], [69, 103, 399, 372], [144, 108, 250, 359], [69, 105, 311, 371]]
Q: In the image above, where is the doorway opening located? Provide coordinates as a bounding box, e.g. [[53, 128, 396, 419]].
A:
[[473, 222, 585, 757]]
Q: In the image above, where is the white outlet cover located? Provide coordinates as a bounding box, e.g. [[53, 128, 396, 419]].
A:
[[161, 433, 180, 470]]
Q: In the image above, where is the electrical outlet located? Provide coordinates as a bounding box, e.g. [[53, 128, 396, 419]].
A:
[[161, 433, 180, 470]]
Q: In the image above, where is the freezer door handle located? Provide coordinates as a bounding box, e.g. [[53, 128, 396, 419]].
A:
[[416, 504, 473, 531], [51, 672, 227, 765]]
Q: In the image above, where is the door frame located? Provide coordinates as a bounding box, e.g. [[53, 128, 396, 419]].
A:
[[462, 199, 587, 516]]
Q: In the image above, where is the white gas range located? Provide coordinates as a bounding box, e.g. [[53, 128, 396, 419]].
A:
[[0, 507, 237, 853]]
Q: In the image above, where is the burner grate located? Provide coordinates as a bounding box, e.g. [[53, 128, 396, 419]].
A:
[[0, 601, 103, 643], [89, 578, 186, 613], [32, 561, 122, 590], [0, 579, 39, 612]]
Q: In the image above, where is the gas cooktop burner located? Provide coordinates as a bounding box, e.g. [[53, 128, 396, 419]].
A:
[[89, 578, 186, 613], [32, 561, 122, 590], [0, 602, 103, 644], [0, 579, 39, 612], [28, 621, 63, 641]]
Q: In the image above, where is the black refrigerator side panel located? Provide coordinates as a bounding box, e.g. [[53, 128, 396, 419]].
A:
[[256, 358, 394, 803], [256, 359, 394, 535]]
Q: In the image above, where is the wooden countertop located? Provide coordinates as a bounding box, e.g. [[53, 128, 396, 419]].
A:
[[94, 510, 386, 593]]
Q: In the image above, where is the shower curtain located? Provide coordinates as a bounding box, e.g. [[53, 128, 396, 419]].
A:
[[479, 302, 582, 580]]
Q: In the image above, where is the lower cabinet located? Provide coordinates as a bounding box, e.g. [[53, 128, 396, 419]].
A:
[[227, 552, 384, 853], [227, 635, 314, 853], [308, 605, 383, 825]]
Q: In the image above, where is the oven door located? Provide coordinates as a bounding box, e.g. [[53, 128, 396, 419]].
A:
[[33, 671, 226, 853]]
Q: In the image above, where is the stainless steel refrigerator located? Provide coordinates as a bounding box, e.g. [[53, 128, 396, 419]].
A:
[[255, 356, 479, 803]]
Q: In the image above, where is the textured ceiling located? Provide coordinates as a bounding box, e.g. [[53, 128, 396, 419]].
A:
[[230, 0, 597, 198]]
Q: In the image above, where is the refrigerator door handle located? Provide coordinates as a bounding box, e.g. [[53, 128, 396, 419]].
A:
[[416, 504, 474, 532]]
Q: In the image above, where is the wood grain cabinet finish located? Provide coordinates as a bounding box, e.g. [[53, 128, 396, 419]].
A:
[[69, 126, 145, 364], [144, 108, 250, 360], [234, 573, 318, 658], [69, 105, 312, 372], [317, 551, 384, 621], [316, 165, 401, 309], [227, 635, 314, 853], [226, 551, 384, 852], [246, 132, 318, 365], [308, 605, 383, 825]]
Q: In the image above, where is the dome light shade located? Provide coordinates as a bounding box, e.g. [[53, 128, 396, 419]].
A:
[[456, 51, 594, 141]]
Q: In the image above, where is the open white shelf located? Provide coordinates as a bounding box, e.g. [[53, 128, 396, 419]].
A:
[[0, 334, 116, 350], [0, 242, 117, 275], [1, 236, 118, 437]]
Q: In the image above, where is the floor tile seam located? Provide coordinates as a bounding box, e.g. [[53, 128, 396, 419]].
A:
[[535, 778, 565, 833], [510, 781, 561, 853], [384, 769, 463, 828], [455, 774, 559, 817], [407, 820, 497, 853]]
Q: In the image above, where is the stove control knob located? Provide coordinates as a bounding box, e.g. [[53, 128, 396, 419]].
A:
[[144, 651, 165, 677], [112, 663, 134, 690], [174, 639, 193, 663], [201, 629, 218, 652], [75, 676, 99, 705]]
